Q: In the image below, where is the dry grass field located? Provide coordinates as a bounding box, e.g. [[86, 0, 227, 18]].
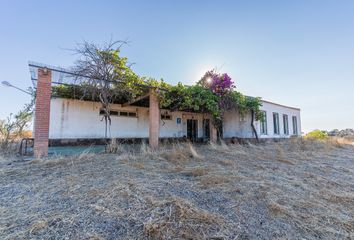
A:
[[0, 139, 353, 239]]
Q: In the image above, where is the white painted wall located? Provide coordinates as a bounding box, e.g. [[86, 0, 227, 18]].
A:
[[258, 100, 301, 138], [223, 110, 255, 138], [222, 100, 301, 139], [48, 98, 301, 139], [49, 98, 208, 139]]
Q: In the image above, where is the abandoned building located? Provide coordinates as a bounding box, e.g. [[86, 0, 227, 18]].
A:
[[28, 62, 301, 157]]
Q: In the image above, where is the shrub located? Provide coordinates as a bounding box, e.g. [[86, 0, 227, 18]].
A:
[[0, 100, 34, 154], [305, 130, 328, 140]]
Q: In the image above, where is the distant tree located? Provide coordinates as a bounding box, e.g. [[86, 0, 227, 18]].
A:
[[328, 128, 354, 137]]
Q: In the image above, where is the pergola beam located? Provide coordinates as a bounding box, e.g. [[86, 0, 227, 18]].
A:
[[122, 93, 150, 107]]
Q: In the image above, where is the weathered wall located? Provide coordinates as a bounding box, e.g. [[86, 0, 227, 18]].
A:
[[49, 98, 301, 140], [49, 98, 208, 139], [223, 100, 301, 139], [258, 100, 301, 138], [223, 110, 255, 138]]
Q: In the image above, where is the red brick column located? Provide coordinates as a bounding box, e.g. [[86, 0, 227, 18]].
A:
[[210, 125, 217, 143], [149, 88, 160, 148], [33, 68, 52, 157]]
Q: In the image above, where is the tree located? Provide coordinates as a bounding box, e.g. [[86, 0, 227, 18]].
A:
[[72, 40, 142, 137], [0, 93, 34, 151]]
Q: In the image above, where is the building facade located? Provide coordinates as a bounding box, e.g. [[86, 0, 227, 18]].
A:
[[28, 62, 301, 156], [48, 97, 301, 141]]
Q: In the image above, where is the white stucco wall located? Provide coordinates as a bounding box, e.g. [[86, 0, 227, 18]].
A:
[[258, 100, 301, 138], [49, 98, 208, 139], [48, 98, 301, 139], [223, 110, 255, 138], [222, 100, 301, 139]]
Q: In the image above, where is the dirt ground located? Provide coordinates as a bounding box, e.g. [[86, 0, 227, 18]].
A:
[[0, 139, 353, 239]]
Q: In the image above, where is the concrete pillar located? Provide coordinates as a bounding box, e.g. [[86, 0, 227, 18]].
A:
[[149, 88, 160, 148], [210, 125, 217, 143], [33, 68, 52, 157]]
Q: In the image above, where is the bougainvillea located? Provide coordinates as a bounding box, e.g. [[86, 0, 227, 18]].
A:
[[189, 70, 261, 127], [198, 70, 235, 96]]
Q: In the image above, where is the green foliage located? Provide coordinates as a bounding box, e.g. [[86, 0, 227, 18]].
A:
[[60, 45, 264, 128], [52, 84, 132, 104], [305, 130, 328, 140], [161, 84, 219, 113], [246, 97, 264, 121], [52, 73, 263, 128]]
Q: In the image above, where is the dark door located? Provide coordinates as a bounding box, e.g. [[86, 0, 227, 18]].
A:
[[187, 119, 198, 142], [203, 119, 210, 140], [217, 124, 223, 140]]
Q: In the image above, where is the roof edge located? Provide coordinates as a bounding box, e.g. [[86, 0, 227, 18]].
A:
[[261, 99, 300, 111]]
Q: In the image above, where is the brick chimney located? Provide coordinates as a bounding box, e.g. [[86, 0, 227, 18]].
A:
[[33, 68, 52, 157]]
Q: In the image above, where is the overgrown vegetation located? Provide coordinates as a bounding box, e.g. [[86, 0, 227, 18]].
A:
[[159, 71, 263, 131], [0, 139, 353, 239], [54, 40, 263, 137], [0, 94, 34, 154]]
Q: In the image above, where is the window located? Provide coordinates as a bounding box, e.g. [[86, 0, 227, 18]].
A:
[[260, 111, 267, 135], [283, 114, 289, 135], [99, 109, 137, 118], [128, 112, 137, 117], [273, 112, 280, 134], [161, 114, 172, 120], [119, 111, 137, 117], [99, 109, 118, 116], [239, 112, 246, 122], [110, 111, 119, 116], [292, 116, 298, 135]]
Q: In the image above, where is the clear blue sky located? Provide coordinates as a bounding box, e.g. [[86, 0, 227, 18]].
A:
[[0, 0, 353, 132]]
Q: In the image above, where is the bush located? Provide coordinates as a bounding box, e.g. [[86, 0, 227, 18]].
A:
[[0, 100, 33, 153], [305, 130, 328, 140]]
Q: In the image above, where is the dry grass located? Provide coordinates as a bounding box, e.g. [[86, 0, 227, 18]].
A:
[[330, 136, 354, 146], [268, 202, 287, 216], [143, 197, 227, 239], [0, 138, 353, 239]]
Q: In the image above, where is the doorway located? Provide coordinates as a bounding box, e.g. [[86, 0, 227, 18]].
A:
[[187, 119, 198, 142], [217, 124, 223, 140], [202, 119, 210, 140]]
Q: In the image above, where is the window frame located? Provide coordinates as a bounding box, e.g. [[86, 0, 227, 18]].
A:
[[292, 116, 298, 135], [260, 111, 267, 135], [283, 114, 289, 135], [128, 112, 137, 117], [161, 114, 172, 120], [273, 112, 280, 135], [99, 109, 137, 118]]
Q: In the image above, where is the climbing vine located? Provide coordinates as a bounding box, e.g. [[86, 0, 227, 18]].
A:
[[158, 70, 263, 130], [52, 70, 263, 127], [53, 47, 263, 135]]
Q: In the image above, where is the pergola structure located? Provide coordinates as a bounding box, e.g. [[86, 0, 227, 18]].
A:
[[29, 62, 217, 157]]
